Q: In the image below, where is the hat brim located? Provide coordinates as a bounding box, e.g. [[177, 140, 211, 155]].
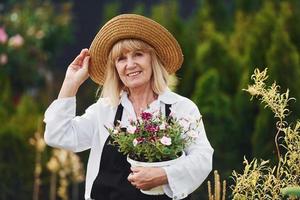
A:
[[89, 14, 183, 85]]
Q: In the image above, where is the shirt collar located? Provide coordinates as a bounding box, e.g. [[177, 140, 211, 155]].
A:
[[120, 88, 181, 107], [157, 88, 182, 105]]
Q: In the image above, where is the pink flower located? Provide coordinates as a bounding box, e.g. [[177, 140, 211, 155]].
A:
[[8, 34, 24, 48], [141, 112, 152, 120], [0, 54, 8, 65], [160, 136, 171, 146], [137, 137, 145, 143], [0, 27, 8, 43]]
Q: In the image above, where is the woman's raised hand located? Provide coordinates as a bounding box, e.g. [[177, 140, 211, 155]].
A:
[[58, 48, 90, 98], [65, 48, 90, 85]]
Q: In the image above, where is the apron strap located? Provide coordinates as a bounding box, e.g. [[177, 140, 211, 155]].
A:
[[113, 104, 124, 126], [165, 104, 172, 118]]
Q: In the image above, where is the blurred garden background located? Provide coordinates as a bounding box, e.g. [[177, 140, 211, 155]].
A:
[[1, 0, 300, 199]]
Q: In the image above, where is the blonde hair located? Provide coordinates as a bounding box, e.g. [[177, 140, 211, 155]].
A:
[[99, 39, 170, 106]]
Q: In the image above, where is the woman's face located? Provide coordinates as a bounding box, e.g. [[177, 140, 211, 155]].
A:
[[115, 50, 152, 90]]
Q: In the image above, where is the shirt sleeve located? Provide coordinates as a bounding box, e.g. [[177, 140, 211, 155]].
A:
[[162, 101, 214, 200], [43, 97, 99, 152]]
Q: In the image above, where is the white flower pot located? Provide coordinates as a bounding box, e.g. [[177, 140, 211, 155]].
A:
[[127, 152, 186, 195]]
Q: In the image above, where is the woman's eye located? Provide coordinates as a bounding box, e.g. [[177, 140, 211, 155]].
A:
[[134, 52, 143, 57], [117, 56, 125, 62]]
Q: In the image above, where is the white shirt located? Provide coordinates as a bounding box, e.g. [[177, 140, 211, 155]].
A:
[[44, 89, 213, 200]]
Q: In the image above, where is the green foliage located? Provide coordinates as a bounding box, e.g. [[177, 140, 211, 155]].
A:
[[251, 109, 276, 158], [231, 68, 300, 199], [9, 95, 41, 137], [0, 0, 73, 199], [192, 68, 240, 177], [266, 3, 300, 113], [102, 2, 121, 23], [1, 0, 300, 199], [282, 186, 300, 198], [198, 0, 233, 32], [0, 130, 34, 200], [0, 0, 72, 98]]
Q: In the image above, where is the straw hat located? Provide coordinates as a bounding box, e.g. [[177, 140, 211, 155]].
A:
[[89, 14, 183, 85]]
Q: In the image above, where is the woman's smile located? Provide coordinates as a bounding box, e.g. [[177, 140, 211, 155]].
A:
[[127, 71, 142, 77]]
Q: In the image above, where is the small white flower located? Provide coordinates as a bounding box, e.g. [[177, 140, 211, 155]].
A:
[[117, 120, 126, 127], [187, 130, 198, 138], [178, 118, 190, 131], [151, 109, 160, 118], [113, 129, 119, 134], [137, 117, 143, 124], [160, 136, 172, 146], [159, 122, 167, 130], [127, 125, 136, 134], [133, 138, 138, 146]]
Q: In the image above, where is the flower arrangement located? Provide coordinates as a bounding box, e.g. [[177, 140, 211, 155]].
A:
[[107, 110, 201, 162]]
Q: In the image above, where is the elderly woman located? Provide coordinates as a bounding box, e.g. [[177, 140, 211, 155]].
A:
[[44, 14, 213, 200]]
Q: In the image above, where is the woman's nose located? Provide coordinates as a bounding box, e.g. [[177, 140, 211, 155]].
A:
[[127, 57, 136, 68]]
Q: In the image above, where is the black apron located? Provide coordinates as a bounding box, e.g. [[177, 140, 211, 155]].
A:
[[90, 104, 191, 200]]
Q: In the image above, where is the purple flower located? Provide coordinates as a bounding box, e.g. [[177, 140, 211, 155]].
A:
[[134, 127, 140, 134], [141, 112, 152, 121], [133, 137, 146, 146], [137, 137, 145, 142], [149, 136, 158, 142], [145, 124, 159, 133]]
